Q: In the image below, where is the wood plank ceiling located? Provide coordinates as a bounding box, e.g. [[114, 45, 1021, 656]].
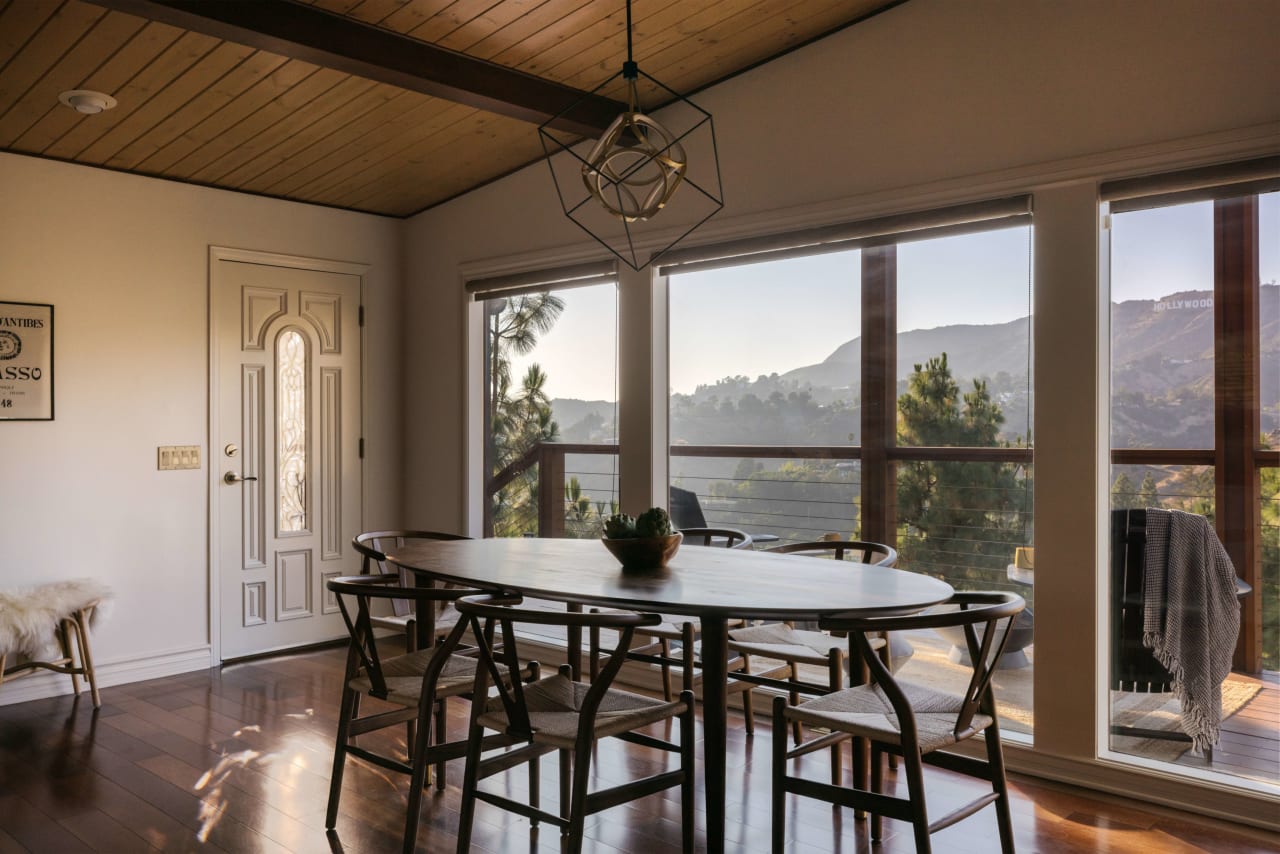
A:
[[0, 0, 899, 217]]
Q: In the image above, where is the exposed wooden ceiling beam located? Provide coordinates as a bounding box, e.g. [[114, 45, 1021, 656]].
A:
[[89, 0, 624, 137]]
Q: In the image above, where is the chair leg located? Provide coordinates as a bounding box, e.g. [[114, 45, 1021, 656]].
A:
[[681, 623, 696, 695], [71, 610, 100, 709], [326, 687, 359, 829], [828, 651, 843, 786], [789, 664, 802, 745], [771, 696, 788, 854], [529, 747, 541, 828], [870, 743, 884, 841], [659, 638, 674, 701], [679, 690, 695, 853], [456, 719, 486, 854], [566, 733, 594, 854], [983, 728, 1015, 853], [589, 624, 601, 683], [434, 698, 448, 791], [559, 749, 572, 821], [902, 747, 932, 854], [402, 697, 435, 854], [741, 683, 756, 736]]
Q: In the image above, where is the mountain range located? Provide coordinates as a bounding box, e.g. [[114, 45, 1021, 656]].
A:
[[551, 286, 1278, 446]]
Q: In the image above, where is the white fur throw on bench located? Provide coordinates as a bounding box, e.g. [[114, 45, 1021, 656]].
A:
[[0, 579, 110, 657]]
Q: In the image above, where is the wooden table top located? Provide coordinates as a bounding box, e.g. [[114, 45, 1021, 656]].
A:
[[386, 537, 953, 621]]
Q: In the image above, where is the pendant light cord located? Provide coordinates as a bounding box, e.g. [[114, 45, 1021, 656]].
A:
[[622, 0, 638, 81]]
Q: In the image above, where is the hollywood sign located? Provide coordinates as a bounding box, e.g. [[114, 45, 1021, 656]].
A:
[[1154, 297, 1213, 312]]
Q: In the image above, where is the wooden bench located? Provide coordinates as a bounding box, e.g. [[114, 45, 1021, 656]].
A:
[[0, 580, 107, 709]]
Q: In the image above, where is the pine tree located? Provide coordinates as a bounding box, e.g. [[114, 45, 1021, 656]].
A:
[[487, 294, 565, 537], [896, 353, 1031, 594]]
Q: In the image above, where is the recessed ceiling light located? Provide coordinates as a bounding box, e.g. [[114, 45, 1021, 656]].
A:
[[58, 90, 118, 115]]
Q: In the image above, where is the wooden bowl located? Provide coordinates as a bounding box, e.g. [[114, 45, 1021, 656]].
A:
[[601, 532, 683, 572]]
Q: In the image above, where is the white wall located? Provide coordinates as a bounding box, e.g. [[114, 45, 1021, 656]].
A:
[[400, 0, 1280, 824], [0, 152, 403, 695], [401, 0, 1280, 529]]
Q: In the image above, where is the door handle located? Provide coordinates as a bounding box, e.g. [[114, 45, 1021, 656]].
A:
[[224, 472, 259, 484]]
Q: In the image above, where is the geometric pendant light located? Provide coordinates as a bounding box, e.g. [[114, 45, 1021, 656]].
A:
[[538, 0, 724, 271]]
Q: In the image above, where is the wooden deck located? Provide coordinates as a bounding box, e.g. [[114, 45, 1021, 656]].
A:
[[0, 644, 1277, 853], [1162, 673, 1280, 782]]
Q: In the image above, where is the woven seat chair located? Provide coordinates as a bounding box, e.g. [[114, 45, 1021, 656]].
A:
[[771, 591, 1025, 853], [352, 530, 469, 652], [728, 540, 898, 782], [454, 593, 696, 854], [589, 527, 773, 731], [324, 574, 537, 854]]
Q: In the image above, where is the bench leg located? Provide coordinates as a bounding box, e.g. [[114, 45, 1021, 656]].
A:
[[69, 608, 101, 709], [58, 619, 81, 697]]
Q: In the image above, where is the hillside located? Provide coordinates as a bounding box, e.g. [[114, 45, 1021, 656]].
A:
[[552, 285, 1278, 447]]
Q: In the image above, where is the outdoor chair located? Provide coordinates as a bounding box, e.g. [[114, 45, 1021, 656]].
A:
[[772, 591, 1025, 853], [729, 540, 898, 783], [588, 526, 777, 733], [1110, 508, 1250, 762], [670, 485, 779, 544], [454, 593, 696, 854], [352, 530, 469, 652], [324, 574, 537, 854]]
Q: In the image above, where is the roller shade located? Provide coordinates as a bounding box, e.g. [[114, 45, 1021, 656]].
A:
[[1102, 155, 1280, 213], [466, 260, 617, 300], [657, 195, 1032, 276]]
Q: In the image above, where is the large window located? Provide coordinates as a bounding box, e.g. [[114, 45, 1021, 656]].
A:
[[664, 205, 1035, 737], [477, 278, 619, 538], [1107, 185, 1278, 783], [668, 252, 861, 540]]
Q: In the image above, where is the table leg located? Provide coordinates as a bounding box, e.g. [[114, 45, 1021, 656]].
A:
[[412, 573, 435, 652], [567, 602, 583, 680], [699, 615, 729, 854]]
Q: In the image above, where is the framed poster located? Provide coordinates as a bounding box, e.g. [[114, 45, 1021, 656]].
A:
[[0, 301, 53, 420]]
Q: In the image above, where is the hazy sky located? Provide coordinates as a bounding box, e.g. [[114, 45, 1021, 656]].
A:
[[508, 195, 1278, 401]]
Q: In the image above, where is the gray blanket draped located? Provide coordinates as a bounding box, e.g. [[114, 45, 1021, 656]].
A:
[[1142, 509, 1240, 752]]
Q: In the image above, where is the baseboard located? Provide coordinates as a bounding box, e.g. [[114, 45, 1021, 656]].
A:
[[1000, 744, 1280, 835], [0, 644, 213, 707]]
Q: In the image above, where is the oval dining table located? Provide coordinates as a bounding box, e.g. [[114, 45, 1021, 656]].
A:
[[386, 536, 953, 854]]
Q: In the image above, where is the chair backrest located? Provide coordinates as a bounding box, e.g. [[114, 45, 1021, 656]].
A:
[[821, 591, 1025, 740], [353, 530, 470, 617], [1110, 508, 1178, 692], [453, 593, 661, 739], [678, 527, 752, 549], [326, 574, 486, 700], [668, 487, 708, 529], [766, 540, 898, 567]]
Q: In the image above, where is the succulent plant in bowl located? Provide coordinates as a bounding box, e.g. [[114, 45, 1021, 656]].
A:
[[601, 507, 681, 571]]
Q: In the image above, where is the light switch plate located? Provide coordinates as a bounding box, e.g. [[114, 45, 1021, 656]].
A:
[[158, 445, 201, 470]]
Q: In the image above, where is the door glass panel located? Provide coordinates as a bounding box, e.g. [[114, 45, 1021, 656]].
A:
[[277, 328, 308, 533]]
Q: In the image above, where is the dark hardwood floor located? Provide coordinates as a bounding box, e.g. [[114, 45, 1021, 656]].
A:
[[1, 643, 1277, 853]]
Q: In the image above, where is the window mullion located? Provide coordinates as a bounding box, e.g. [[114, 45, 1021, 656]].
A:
[[861, 245, 896, 546], [1213, 196, 1263, 672]]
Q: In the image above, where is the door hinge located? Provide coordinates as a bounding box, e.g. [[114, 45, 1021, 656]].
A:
[[358, 438, 365, 458], [358, 305, 365, 326]]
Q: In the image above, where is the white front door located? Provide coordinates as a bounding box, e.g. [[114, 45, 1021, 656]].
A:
[[212, 252, 363, 661]]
